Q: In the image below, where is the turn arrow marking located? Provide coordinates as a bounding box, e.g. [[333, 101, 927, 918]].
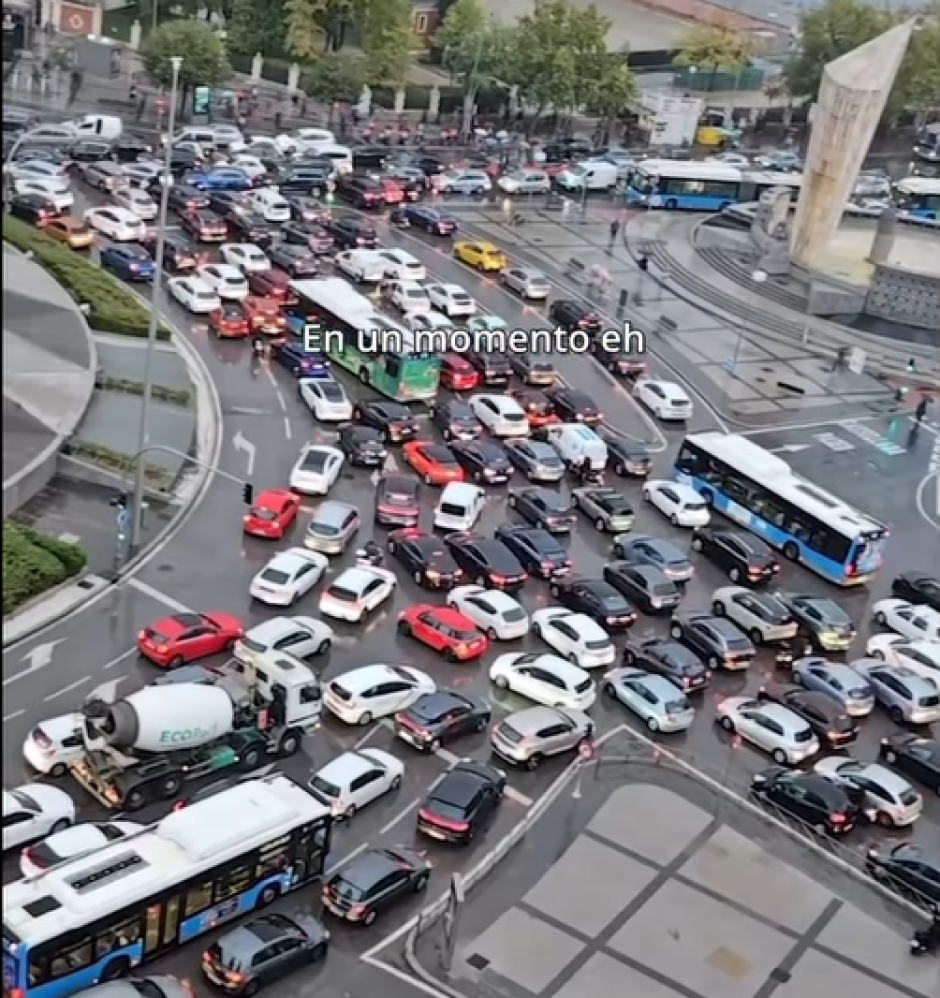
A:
[[3, 639, 66, 686]]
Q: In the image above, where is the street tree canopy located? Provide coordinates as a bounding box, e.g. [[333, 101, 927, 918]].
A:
[[436, 0, 509, 94], [143, 19, 230, 90], [673, 19, 761, 79]]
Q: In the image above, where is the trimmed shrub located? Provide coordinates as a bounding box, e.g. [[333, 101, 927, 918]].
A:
[[2, 522, 87, 616]]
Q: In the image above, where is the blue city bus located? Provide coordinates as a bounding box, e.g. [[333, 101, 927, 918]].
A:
[[674, 432, 888, 586], [3, 776, 332, 998], [625, 160, 802, 211], [895, 177, 940, 221]]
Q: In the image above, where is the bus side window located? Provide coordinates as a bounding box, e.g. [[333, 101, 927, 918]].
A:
[[50, 941, 93, 979], [95, 917, 142, 959], [28, 956, 48, 987], [216, 864, 252, 901], [675, 445, 698, 474], [724, 478, 753, 508], [183, 881, 215, 918], [755, 497, 786, 528]]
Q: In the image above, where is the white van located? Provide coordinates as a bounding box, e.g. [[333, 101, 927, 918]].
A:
[[434, 483, 486, 531], [314, 144, 354, 174], [556, 160, 619, 192], [169, 126, 218, 149], [542, 424, 608, 471], [73, 115, 124, 140]]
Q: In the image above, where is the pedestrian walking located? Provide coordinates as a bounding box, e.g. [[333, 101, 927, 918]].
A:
[[915, 396, 930, 424], [832, 346, 848, 372], [609, 218, 621, 247]]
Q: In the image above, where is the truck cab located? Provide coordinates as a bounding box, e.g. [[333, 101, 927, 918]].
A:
[[224, 650, 323, 730]]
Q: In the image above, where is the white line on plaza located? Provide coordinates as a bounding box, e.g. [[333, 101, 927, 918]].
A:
[[379, 798, 423, 836], [504, 786, 534, 807], [360, 960, 452, 998], [44, 676, 92, 701], [915, 474, 940, 532], [353, 720, 393, 751], [743, 415, 880, 437], [127, 578, 193, 614], [3, 709, 25, 721], [432, 746, 461, 767]]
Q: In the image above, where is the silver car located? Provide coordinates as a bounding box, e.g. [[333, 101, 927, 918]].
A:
[[503, 439, 566, 482], [602, 668, 694, 732], [501, 266, 552, 300], [572, 487, 635, 533], [490, 705, 593, 769], [791, 657, 875, 717], [812, 758, 923, 827], [304, 500, 360, 555], [76, 979, 192, 998], [82, 161, 128, 192], [849, 660, 940, 725], [711, 587, 798, 645], [439, 169, 491, 195]]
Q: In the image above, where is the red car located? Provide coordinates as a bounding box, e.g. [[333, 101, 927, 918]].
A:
[[403, 440, 465, 485], [510, 387, 560, 429], [440, 353, 480, 392], [378, 178, 405, 205], [137, 611, 245, 668], [397, 604, 489, 661], [243, 488, 301, 538], [208, 301, 250, 338], [247, 268, 298, 306], [243, 295, 286, 334]]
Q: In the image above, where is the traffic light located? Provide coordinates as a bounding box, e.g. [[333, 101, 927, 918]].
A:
[[242, 482, 254, 505]]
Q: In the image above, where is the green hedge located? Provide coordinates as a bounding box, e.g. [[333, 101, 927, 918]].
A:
[[2, 522, 87, 616], [2, 217, 170, 340]]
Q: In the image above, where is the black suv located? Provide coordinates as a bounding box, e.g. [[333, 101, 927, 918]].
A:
[[443, 532, 527, 591], [451, 441, 512, 484], [335, 173, 386, 208], [691, 527, 780, 585], [494, 524, 571, 579], [353, 400, 420, 443], [547, 299, 602, 333], [546, 386, 602, 425], [323, 215, 379, 249], [549, 576, 636, 630], [277, 165, 333, 196], [604, 561, 681, 614], [622, 637, 709, 692], [464, 350, 513, 387], [432, 399, 483, 441], [669, 613, 756, 671], [388, 529, 462, 588], [417, 761, 505, 843], [751, 768, 861, 837], [337, 424, 387, 466]]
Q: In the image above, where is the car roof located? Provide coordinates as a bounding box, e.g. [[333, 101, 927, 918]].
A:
[[333, 566, 384, 591], [503, 705, 573, 732], [757, 702, 812, 732], [312, 500, 357, 525], [316, 751, 378, 784], [267, 550, 316, 572], [518, 653, 589, 681], [340, 664, 413, 689], [440, 481, 482, 500]]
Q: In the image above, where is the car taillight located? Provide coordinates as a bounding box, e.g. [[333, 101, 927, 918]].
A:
[[23, 847, 47, 869], [348, 903, 368, 918], [419, 808, 468, 832], [455, 643, 469, 656], [156, 645, 168, 654], [542, 560, 554, 570], [491, 573, 507, 584], [830, 812, 847, 824]]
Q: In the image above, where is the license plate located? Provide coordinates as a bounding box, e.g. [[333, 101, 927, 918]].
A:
[[398, 729, 420, 747], [202, 963, 223, 983], [421, 826, 447, 840], [322, 897, 345, 915]]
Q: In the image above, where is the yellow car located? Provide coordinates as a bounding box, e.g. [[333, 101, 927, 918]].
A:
[[454, 240, 507, 272]]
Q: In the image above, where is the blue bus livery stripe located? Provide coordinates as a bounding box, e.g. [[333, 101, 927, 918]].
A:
[[28, 942, 145, 998], [178, 873, 291, 945]]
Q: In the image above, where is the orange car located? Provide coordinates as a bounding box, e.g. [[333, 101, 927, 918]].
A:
[[42, 216, 95, 250], [208, 302, 250, 338], [243, 295, 287, 335], [402, 440, 465, 486]]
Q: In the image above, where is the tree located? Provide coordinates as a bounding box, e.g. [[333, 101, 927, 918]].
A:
[[227, 0, 288, 57], [584, 54, 637, 129], [437, 0, 508, 126], [285, 0, 355, 58], [673, 18, 760, 92], [896, 7, 940, 127], [143, 19, 230, 113], [303, 52, 371, 102], [355, 0, 416, 84]]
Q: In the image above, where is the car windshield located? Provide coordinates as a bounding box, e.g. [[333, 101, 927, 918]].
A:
[[665, 698, 691, 714], [575, 678, 593, 693], [793, 728, 814, 743], [684, 501, 707, 512], [250, 507, 276, 521], [312, 522, 340, 536], [331, 876, 367, 901], [10, 790, 39, 811], [309, 776, 340, 800], [301, 451, 329, 472], [585, 638, 611, 651], [241, 635, 268, 654], [652, 583, 676, 595], [440, 503, 467, 517], [503, 607, 527, 622]]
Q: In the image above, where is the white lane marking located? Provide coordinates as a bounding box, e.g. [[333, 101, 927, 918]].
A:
[[44, 676, 92, 701], [103, 648, 138, 670], [915, 474, 940, 532], [504, 785, 533, 807], [325, 840, 370, 877], [353, 721, 389, 751], [264, 367, 278, 389], [379, 797, 423, 836], [3, 709, 25, 721], [3, 640, 66, 686], [283, 415, 293, 440], [432, 746, 461, 767], [127, 578, 194, 614], [814, 432, 855, 452], [360, 957, 453, 998], [274, 388, 287, 412], [744, 416, 881, 436]]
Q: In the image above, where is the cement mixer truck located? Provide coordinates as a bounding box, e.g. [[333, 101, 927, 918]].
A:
[[68, 651, 323, 811]]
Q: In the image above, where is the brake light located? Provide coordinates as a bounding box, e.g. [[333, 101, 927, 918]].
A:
[[491, 573, 507, 584], [23, 847, 47, 869], [419, 808, 469, 832], [830, 812, 847, 824], [455, 643, 469, 657], [156, 645, 168, 654], [542, 560, 554, 570], [348, 903, 368, 918], [225, 970, 244, 984]]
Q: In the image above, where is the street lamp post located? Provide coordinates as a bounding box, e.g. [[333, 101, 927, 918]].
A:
[[130, 55, 182, 551]]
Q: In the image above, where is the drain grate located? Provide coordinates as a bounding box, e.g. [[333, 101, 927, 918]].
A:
[[466, 954, 491, 971]]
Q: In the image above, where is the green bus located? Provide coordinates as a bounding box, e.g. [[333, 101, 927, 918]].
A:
[[288, 278, 441, 402]]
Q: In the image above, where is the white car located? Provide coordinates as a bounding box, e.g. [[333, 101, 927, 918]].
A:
[[7, 159, 69, 183], [235, 615, 335, 663], [643, 480, 710, 527], [711, 587, 799, 645], [168, 276, 221, 314], [335, 249, 387, 283], [634, 379, 693, 421], [298, 378, 353, 421], [220, 242, 271, 273], [813, 758, 923, 827], [249, 188, 291, 222], [404, 311, 455, 336], [288, 444, 345, 495], [277, 127, 337, 156], [83, 206, 146, 242], [324, 664, 435, 725], [716, 696, 820, 764], [426, 283, 477, 317], [707, 152, 750, 166], [448, 586, 530, 641], [532, 608, 616, 668], [122, 160, 163, 186], [469, 394, 530, 438], [249, 547, 329, 606], [19, 820, 142, 877], [113, 187, 158, 220], [386, 280, 431, 314], [196, 263, 249, 300], [871, 599, 940, 643], [378, 248, 426, 281], [231, 153, 268, 181], [865, 634, 940, 681], [308, 749, 404, 818], [13, 178, 73, 209], [22, 713, 84, 777], [489, 652, 597, 711], [319, 565, 397, 623], [2, 784, 75, 851]]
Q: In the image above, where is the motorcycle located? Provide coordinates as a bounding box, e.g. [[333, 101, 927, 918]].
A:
[[355, 546, 384, 568], [774, 642, 814, 669]]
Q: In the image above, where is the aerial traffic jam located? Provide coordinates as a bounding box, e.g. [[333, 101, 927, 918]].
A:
[[2, 109, 940, 997]]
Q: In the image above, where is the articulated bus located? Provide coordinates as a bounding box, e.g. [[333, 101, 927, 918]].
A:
[[674, 432, 888, 585], [625, 160, 802, 211], [3, 776, 332, 998], [895, 177, 940, 221], [286, 278, 441, 402]]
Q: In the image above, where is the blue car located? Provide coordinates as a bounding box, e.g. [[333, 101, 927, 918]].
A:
[[393, 204, 457, 235], [100, 243, 155, 281], [270, 339, 330, 378], [183, 167, 252, 192]]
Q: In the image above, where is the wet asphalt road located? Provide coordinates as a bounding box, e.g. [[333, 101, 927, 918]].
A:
[[2, 178, 937, 995]]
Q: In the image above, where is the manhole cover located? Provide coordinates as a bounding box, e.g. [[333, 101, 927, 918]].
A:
[[466, 954, 490, 971]]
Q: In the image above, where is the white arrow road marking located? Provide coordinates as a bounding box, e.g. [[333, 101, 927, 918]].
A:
[[3, 639, 66, 686], [233, 430, 257, 477], [769, 444, 813, 454]]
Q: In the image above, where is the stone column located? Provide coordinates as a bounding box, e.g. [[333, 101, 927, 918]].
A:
[[428, 84, 441, 122], [287, 63, 301, 93], [129, 20, 142, 51], [250, 52, 263, 83], [394, 87, 407, 115]]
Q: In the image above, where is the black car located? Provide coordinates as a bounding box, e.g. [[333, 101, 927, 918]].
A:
[[277, 165, 333, 196], [280, 220, 334, 255], [613, 533, 693, 584], [432, 399, 483, 441], [757, 683, 859, 748], [111, 134, 152, 162], [417, 761, 505, 844], [464, 350, 512, 387], [414, 154, 447, 176], [866, 843, 940, 908], [549, 576, 637, 630], [774, 593, 856, 653], [7, 194, 59, 224], [394, 690, 490, 751], [268, 242, 319, 277], [604, 561, 681, 614], [283, 194, 329, 224], [208, 191, 249, 217], [68, 139, 112, 164], [879, 734, 940, 794], [507, 354, 557, 387], [547, 299, 602, 334], [590, 335, 647, 378], [335, 173, 386, 208], [180, 208, 227, 242], [169, 147, 202, 174], [139, 234, 202, 273], [444, 532, 527, 590], [323, 215, 379, 249], [892, 571, 940, 612], [547, 386, 602, 425], [388, 529, 463, 588], [321, 847, 431, 926], [337, 424, 387, 466], [494, 524, 571, 579], [352, 147, 389, 171], [202, 913, 329, 994], [397, 204, 457, 234], [691, 527, 780, 585], [353, 400, 420, 443], [451, 440, 512, 484], [375, 474, 420, 527], [224, 210, 278, 245], [669, 613, 755, 671], [622, 637, 709, 692], [168, 184, 210, 212], [508, 488, 576, 533], [750, 768, 861, 837], [597, 430, 651, 478]]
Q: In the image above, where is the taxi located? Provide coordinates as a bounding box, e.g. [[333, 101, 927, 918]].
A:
[[42, 216, 95, 250], [208, 301, 250, 338], [453, 240, 508, 272], [243, 294, 286, 334], [243, 488, 301, 538]]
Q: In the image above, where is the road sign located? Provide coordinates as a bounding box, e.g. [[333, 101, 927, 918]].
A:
[[193, 86, 211, 116], [847, 347, 866, 375], [578, 739, 596, 762]]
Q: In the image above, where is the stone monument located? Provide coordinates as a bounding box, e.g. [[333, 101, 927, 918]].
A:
[[867, 203, 898, 264], [751, 186, 793, 274]]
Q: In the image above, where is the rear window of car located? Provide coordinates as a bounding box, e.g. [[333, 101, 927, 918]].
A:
[[329, 681, 352, 701], [309, 777, 340, 800], [261, 569, 290, 585], [326, 585, 359, 602], [575, 678, 593, 694], [440, 503, 467, 517], [145, 629, 170, 644], [793, 728, 814, 743], [584, 638, 610, 651], [504, 607, 527, 623]]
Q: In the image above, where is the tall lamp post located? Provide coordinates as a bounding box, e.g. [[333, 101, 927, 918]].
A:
[[130, 55, 182, 551]]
